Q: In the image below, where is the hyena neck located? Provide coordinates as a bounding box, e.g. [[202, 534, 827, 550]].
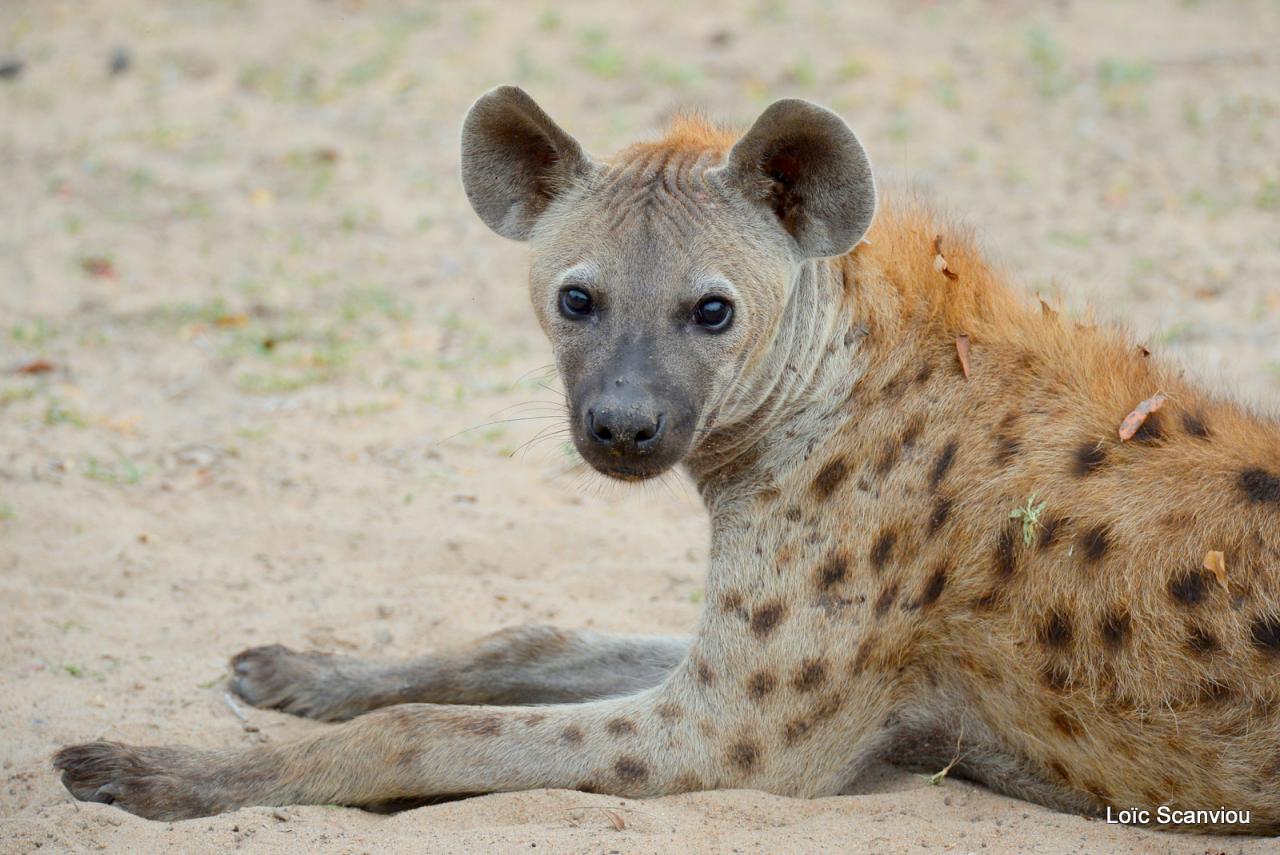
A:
[[686, 254, 877, 511]]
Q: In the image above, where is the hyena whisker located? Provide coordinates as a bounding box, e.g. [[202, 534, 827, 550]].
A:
[[436, 415, 564, 445]]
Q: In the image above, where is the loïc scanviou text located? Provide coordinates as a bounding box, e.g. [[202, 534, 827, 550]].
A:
[[1105, 806, 1250, 826]]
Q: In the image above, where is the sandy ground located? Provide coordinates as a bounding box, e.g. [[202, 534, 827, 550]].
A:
[[2, 0, 1279, 852]]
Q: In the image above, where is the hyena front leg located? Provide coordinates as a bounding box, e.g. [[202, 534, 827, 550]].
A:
[[229, 626, 691, 720], [57, 684, 712, 820], [56, 636, 907, 820]]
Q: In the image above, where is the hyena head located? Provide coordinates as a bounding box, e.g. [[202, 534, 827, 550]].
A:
[[460, 86, 875, 481]]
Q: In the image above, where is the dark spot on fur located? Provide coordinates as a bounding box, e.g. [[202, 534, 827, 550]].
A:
[[1099, 610, 1130, 650], [1201, 680, 1236, 706], [870, 529, 897, 573], [727, 740, 760, 773], [816, 694, 843, 718], [606, 717, 637, 737], [1038, 514, 1067, 550], [850, 634, 878, 674], [915, 362, 934, 385], [720, 590, 744, 613], [1072, 442, 1106, 476], [1240, 469, 1280, 506], [874, 582, 899, 618], [879, 374, 907, 401], [1049, 710, 1082, 739], [1250, 615, 1280, 654], [613, 756, 649, 784], [457, 714, 502, 737], [749, 601, 786, 640], [1079, 525, 1111, 563], [873, 440, 901, 478], [1039, 610, 1073, 648], [562, 724, 584, 746], [927, 496, 953, 536], [814, 554, 848, 590], [1187, 626, 1219, 655], [782, 717, 811, 745], [785, 505, 803, 522], [812, 458, 851, 500], [746, 670, 777, 700], [1047, 759, 1071, 782], [994, 435, 1021, 467], [1182, 412, 1210, 439], [929, 441, 958, 491], [918, 564, 948, 608], [994, 526, 1018, 579], [523, 713, 546, 726], [656, 703, 683, 723], [1160, 511, 1194, 533], [758, 483, 781, 501], [1131, 411, 1164, 443], [791, 658, 827, 692], [902, 416, 926, 450], [1169, 569, 1212, 606], [695, 657, 715, 685], [992, 413, 1021, 466]]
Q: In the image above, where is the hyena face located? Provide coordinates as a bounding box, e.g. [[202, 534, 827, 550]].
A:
[[460, 87, 876, 480]]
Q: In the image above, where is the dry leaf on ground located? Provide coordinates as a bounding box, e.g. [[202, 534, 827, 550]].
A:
[[13, 359, 56, 375]]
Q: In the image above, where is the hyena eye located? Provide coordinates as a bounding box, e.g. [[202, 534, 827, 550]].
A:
[[559, 287, 594, 319], [693, 297, 733, 332]]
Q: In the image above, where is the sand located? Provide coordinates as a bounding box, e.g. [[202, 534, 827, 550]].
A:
[[2, 0, 1278, 852]]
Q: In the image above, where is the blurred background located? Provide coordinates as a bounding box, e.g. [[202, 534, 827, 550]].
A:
[[1, 1, 1278, 850]]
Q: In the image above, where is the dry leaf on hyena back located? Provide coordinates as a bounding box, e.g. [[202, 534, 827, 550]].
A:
[[955, 334, 971, 379], [1118, 392, 1167, 441], [933, 234, 958, 280], [1203, 550, 1228, 592]]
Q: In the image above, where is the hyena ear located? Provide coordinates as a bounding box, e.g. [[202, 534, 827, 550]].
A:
[[460, 86, 596, 241], [714, 99, 876, 258]]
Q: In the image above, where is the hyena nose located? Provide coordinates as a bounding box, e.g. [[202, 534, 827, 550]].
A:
[[586, 403, 666, 455]]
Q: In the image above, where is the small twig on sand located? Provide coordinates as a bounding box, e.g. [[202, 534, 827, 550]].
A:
[[223, 691, 258, 731], [223, 691, 248, 721], [926, 725, 966, 785]]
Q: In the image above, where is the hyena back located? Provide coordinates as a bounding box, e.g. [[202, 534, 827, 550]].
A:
[[55, 87, 1280, 833]]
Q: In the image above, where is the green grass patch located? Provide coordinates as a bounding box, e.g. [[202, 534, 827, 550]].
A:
[[1026, 27, 1069, 99], [11, 318, 60, 348], [44, 399, 88, 428], [84, 454, 147, 486]]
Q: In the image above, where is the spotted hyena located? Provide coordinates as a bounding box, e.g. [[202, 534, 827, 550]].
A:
[[55, 87, 1280, 833]]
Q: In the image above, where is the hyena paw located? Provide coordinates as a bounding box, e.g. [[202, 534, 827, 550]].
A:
[[53, 741, 223, 820], [228, 644, 367, 721]]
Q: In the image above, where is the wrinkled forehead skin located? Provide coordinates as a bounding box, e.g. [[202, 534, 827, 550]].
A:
[[526, 143, 794, 410]]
